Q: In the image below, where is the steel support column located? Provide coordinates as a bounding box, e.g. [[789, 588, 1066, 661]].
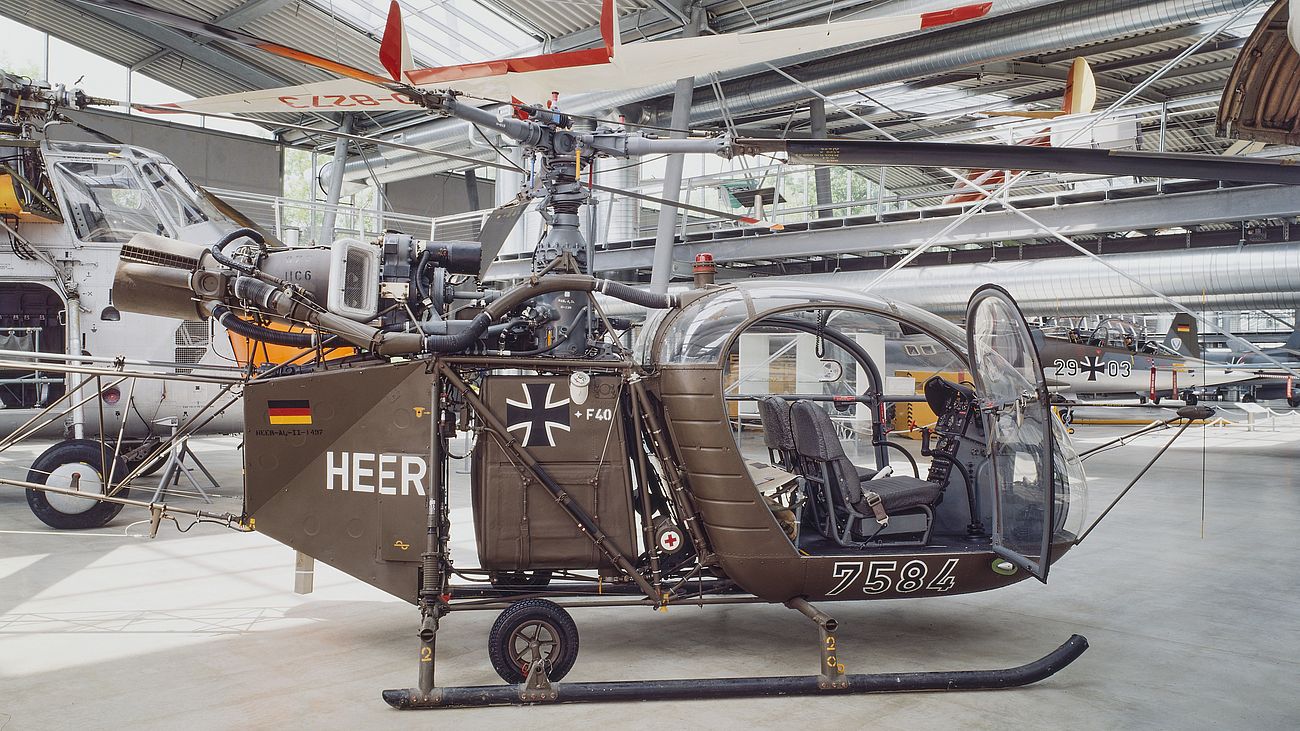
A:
[[319, 115, 354, 245], [649, 2, 705, 293]]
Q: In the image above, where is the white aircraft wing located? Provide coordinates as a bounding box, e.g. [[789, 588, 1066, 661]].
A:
[[140, 2, 991, 114], [136, 78, 421, 116]]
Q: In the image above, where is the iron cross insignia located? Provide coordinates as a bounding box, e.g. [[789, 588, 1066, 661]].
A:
[[505, 383, 572, 448], [1080, 355, 1105, 382]]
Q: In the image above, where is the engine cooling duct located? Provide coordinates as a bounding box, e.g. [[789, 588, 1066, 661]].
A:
[[113, 233, 225, 321]]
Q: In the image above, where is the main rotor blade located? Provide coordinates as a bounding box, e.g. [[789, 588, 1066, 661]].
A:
[[80, 0, 396, 87], [745, 138, 1300, 186], [130, 103, 519, 172], [128, 104, 770, 227]]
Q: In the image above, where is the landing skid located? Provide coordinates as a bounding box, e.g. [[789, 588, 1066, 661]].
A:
[[382, 634, 1088, 709]]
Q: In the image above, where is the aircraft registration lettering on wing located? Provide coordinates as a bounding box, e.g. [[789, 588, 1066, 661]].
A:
[[276, 93, 417, 109]]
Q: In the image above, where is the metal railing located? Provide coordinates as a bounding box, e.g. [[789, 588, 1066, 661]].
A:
[[207, 188, 441, 246]]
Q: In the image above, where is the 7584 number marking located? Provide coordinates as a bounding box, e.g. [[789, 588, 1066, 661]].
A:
[[826, 558, 959, 597]]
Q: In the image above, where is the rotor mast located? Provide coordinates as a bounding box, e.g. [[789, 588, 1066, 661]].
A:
[[433, 93, 731, 276]]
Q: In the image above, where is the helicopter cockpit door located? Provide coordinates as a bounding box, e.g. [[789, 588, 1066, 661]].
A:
[[965, 285, 1056, 582]]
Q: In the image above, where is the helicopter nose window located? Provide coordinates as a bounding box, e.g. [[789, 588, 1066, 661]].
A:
[[52, 161, 168, 243], [141, 162, 223, 228]]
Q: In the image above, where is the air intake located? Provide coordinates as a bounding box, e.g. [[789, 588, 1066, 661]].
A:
[[327, 238, 379, 322]]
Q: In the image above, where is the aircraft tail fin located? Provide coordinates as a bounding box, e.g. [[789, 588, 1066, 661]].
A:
[[379, 0, 415, 83], [603, 0, 620, 55], [1283, 326, 1300, 352], [1165, 314, 1200, 359], [1061, 57, 1097, 115]]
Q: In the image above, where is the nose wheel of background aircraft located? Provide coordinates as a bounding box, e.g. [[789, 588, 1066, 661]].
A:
[[488, 599, 580, 684]]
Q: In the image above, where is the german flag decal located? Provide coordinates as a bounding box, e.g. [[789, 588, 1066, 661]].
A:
[[268, 399, 312, 425]]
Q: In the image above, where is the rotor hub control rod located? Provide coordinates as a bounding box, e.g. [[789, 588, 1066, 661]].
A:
[[382, 635, 1088, 709]]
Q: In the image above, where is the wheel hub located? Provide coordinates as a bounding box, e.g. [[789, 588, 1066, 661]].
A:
[[511, 621, 558, 670], [43, 462, 106, 514]]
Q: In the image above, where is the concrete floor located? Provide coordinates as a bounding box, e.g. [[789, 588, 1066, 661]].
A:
[[1, 408, 1298, 729]]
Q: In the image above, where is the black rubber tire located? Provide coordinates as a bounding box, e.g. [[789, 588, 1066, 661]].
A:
[[490, 570, 553, 589], [1243, 393, 1256, 403], [25, 439, 130, 530], [1184, 393, 1199, 406], [1289, 396, 1300, 408], [487, 599, 579, 684]]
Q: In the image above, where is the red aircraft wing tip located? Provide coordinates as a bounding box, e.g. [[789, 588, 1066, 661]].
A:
[[920, 2, 993, 29], [601, 0, 615, 55], [379, 0, 405, 82], [134, 102, 181, 114]]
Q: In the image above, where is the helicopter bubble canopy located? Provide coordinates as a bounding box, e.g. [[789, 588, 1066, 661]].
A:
[[648, 282, 968, 367], [42, 140, 265, 245]]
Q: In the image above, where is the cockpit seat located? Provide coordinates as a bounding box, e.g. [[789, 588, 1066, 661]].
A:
[[759, 395, 877, 480], [790, 400, 940, 546], [757, 396, 798, 470]]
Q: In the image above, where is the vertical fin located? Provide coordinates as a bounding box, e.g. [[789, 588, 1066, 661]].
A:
[[380, 0, 414, 83], [1283, 326, 1300, 352], [602, 0, 620, 55], [1062, 58, 1097, 115], [1165, 314, 1200, 360]]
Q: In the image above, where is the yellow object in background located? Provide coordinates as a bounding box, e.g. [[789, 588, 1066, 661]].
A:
[[890, 369, 968, 439]]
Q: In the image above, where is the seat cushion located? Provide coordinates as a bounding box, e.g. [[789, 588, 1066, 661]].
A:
[[856, 476, 942, 513]]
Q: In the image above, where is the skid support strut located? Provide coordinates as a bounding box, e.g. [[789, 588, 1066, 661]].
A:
[[785, 598, 846, 689], [381, 634, 1088, 709]]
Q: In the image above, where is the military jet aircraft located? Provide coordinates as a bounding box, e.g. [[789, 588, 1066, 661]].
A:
[[1221, 327, 1300, 406], [1034, 314, 1292, 404]]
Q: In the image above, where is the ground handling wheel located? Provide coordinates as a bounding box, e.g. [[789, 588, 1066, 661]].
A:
[[487, 599, 579, 684], [25, 439, 130, 530]]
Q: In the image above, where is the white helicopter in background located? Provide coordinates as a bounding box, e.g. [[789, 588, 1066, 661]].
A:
[[0, 72, 291, 527]]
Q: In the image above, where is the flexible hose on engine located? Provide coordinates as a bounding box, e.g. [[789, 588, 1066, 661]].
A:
[[595, 279, 677, 310], [212, 305, 322, 348], [210, 228, 263, 275], [417, 277, 677, 353]]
